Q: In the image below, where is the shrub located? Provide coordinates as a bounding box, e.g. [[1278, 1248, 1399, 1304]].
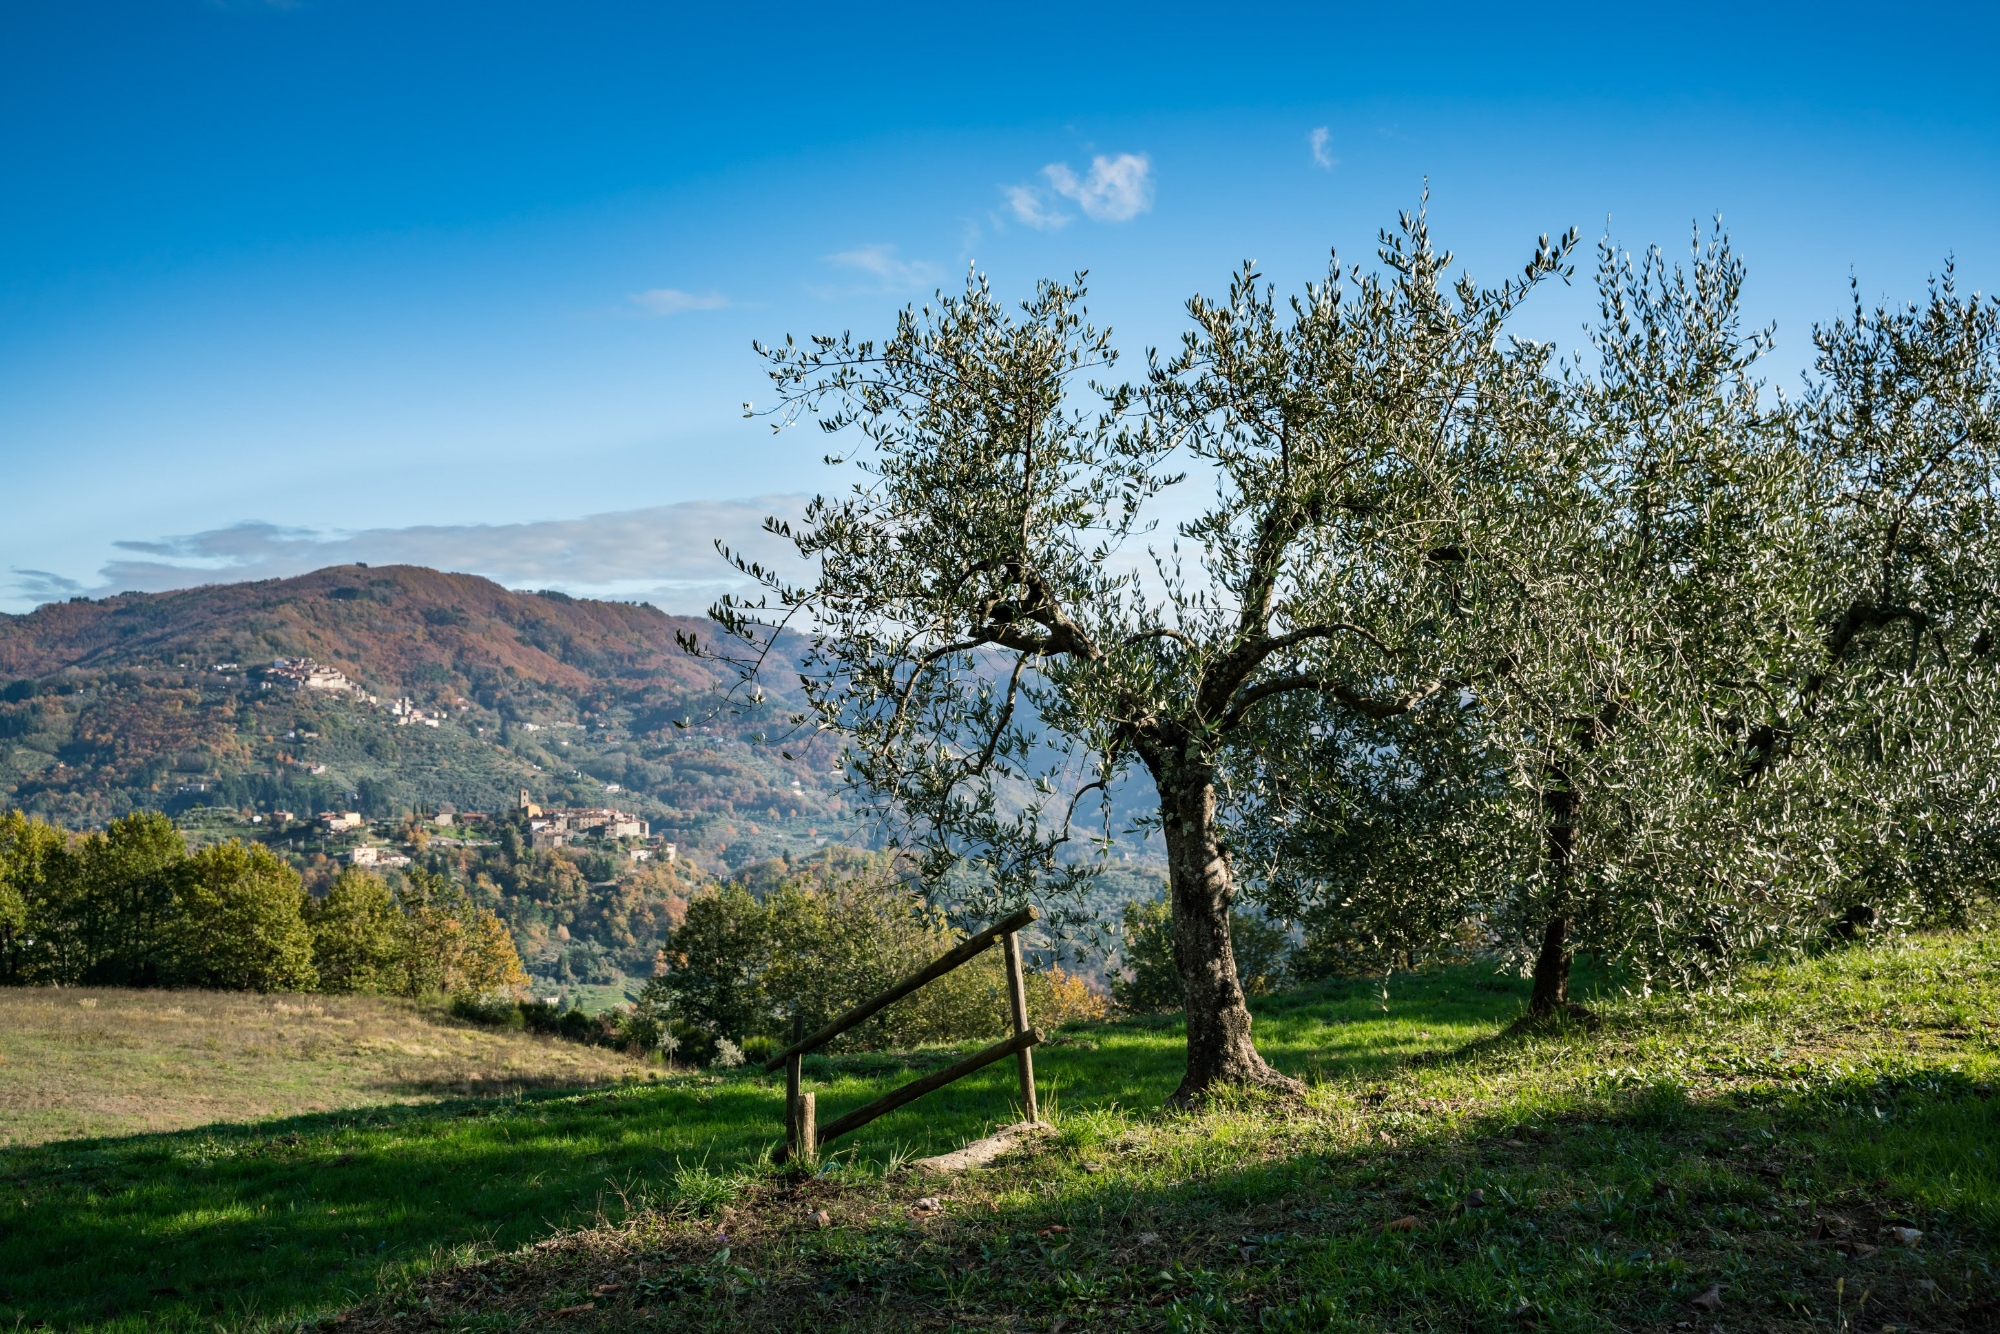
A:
[[1112, 894, 1290, 1015], [447, 992, 525, 1028], [1026, 964, 1110, 1028], [759, 865, 1011, 1049], [644, 853, 1092, 1054]]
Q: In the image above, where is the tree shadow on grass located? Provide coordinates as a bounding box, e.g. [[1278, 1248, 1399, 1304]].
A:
[[0, 1081, 785, 1331], [458, 1069, 2000, 1334], [0, 960, 1648, 1331]]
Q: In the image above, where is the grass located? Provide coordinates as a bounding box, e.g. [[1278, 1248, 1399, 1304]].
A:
[[0, 988, 649, 1148], [4, 932, 1998, 1331]]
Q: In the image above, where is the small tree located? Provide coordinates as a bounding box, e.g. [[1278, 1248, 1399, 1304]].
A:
[[643, 883, 771, 1049], [165, 841, 318, 992], [1477, 228, 1801, 1013], [1241, 231, 2000, 1013], [0, 810, 70, 984], [73, 811, 186, 987], [760, 861, 1013, 1049], [1766, 268, 2000, 925], [306, 867, 402, 993], [715, 207, 1575, 1103], [394, 867, 527, 998]]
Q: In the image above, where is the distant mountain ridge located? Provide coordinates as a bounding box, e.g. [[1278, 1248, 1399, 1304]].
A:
[[0, 564, 721, 696], [0, 565, 842, 867]]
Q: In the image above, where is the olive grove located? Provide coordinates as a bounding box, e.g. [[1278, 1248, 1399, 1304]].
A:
[[709, 207, 1999, 1103]]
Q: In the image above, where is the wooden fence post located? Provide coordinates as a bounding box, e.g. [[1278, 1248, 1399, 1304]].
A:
[[1002, 928, 1038, 1123], [796, 1091, 817, 1167], [766, 907, 1044, 1163], [785, 1012, 802, 1155]]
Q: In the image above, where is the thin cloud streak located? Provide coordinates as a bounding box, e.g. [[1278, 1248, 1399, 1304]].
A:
[[17, 498, 814, 616], [818, 243, 944, 294], [628, 288, 732, 315]]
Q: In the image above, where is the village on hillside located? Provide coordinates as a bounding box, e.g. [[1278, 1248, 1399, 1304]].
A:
[[301, 788, 669, 870]]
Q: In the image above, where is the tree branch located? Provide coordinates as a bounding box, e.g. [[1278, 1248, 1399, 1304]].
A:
[[1222, 674, 1449, 730]]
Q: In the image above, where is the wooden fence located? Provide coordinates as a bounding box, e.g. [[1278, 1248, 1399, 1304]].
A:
[[766, 904, 1042, 1165]]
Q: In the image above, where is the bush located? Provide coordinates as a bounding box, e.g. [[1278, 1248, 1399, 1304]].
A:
[[447, 992, 525, 1028], [759, 865, 1013, 1049], [1026, 964, 1110, 1029], [1112, 894, 1290, 1015], [644, 853, 1101, 1055]]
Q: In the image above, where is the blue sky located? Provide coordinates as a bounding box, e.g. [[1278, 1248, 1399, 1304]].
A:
[[3, 1, 1996, 613]]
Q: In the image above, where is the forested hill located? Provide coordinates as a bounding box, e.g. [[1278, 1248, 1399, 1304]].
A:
[[0, 565, 844, 867], [0, 564, 718, 692]]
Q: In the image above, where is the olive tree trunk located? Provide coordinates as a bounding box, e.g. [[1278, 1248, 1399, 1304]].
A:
[[1151, 752, 1303, 1107], [1528, 914, 1571, 1014], [1527, 762, 1591, 1023]]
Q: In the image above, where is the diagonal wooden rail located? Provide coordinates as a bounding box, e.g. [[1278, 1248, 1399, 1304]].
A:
[[762, 905, 1038, 1073], [769, 904, 1042, 1165]]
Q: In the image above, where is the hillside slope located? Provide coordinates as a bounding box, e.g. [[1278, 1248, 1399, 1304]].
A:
[[0, 563, 733, 697], [1, 933, 1994, 1331], [0, 565, 843, 866]]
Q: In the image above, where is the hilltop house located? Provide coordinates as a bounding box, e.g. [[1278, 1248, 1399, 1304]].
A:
[[389, 697, 443, 727], [264, 658, 356, 693], [523, 803, 650, 848]]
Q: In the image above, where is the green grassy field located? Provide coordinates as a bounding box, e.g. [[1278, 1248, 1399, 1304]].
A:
[[3, 931, 1997, 1332], [0, 988, 648, 1148]]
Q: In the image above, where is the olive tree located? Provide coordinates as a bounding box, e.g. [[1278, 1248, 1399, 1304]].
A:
[[1238, 228, 1822, 1014], [1482, 228, 1806, 1013], [711, 208, 1575, 1104], [1235, 231, 2000, 1018], [1762, 269, 2000, 925]]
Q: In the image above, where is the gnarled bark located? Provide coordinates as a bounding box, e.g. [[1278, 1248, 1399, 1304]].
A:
[[1528, 914, 1572, 1014], [1150, 749, 1303, 1107]]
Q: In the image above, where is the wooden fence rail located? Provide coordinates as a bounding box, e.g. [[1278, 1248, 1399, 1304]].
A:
[[770, 904, 1041, 1165]]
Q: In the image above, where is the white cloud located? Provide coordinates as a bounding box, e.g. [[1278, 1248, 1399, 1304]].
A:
[[1309, 127, 1336, 169], [628, 288, 731, 316], [821, 244, 943, 294], [1004, 183, 1072, 231], [21, 498, 815, 616], [1043, 153, 1154, 223]]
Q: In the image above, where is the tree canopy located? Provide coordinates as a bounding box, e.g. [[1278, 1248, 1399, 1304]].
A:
[[715, 204, 1998, 1104]]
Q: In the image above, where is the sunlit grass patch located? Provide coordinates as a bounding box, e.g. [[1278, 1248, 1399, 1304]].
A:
[[323, 930, 2000, 1333], [5, 930, 1998, 1331]]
